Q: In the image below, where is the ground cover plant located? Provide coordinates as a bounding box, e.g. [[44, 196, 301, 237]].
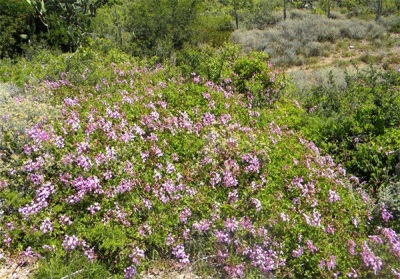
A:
[[0, 46, 400, 278]]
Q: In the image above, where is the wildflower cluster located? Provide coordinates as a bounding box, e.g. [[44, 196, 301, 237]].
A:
[[0, 58, 399, 278]]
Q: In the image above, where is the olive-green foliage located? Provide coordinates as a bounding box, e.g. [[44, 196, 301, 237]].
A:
[[24, 0, 108, 51], [33, 251, 118, 279], [125, 0, 203, 57], [0, 83, 60, 184], [338, 0, 400, 17], [176, 43, 242, 80], [377, 181, 400, 231], [119, 0, 235, 58], [296, 68, 400, 195], [0, 0, 34, 58]]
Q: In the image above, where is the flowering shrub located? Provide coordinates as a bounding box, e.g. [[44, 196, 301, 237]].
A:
[[0, 53, 399, 278]]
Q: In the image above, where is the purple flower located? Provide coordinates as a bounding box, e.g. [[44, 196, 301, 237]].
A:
[[84, 248, 96, 263], [223, 170, 238, 188], [362, 242, 382, 274], [242, 153, 260, 173], [75, 155, 92, 170], [305, 239, 318, 253], [348, 239, 357, 255], [62, 235, 79, 251], [381, 205, 393, 222], [251, 198, 262, 212], [179, 207, 192, 223], [193, 219, 211, 233], [224, 217, 239, 232], [129, 247, 145, 266], [40, 218, 53, 234], [3, 234, 12, 247], [224, 263, 245, 278], [326, 255, 336, 270], [59, 214, 73, 226], [124, 266, 136, 278], [347, 268, 358, 278], [166, 234, 175, 246], [88, 203, 101, 214], [292, 246, 304, 258], [18, 247, 40, 264], [214, 230, 231, 244], [172, 244, 190, 266], [328, 190, 341, 203], [228, 190, 238, 204], [202, 112, 215, 126]]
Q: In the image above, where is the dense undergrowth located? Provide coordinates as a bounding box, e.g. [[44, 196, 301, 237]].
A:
[[0, 45, 399, 278]]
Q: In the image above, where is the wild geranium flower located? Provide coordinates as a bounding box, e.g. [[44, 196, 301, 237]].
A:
[[326, 255, 337, 270], [224, 263, 245, 278], [347, 268, 358, 278], [305, 239, 318, 253], [224, 217, 239, 232], [84, 248, 96, 263], [40, 218, 53, 234], [228, 189, 239, 204], [362, 242, 382, 274], [179, 207, 192, 223], [328, 190, 341, 203], [62, 235, 79, 251], [88, 203, 101, 214], [381, 205, 393, 222], [165, 234, 175, 246], [172, 244, 190, 266], [292, 246, 304, 258], [193, 219, 211, 233], [124, 266, 136, 279], [214, 230, 231, 244], [252, 198, 262, 212], [3, 234, 12, 247], [348, 239, 357, 255], [223, 170, 238, 188]]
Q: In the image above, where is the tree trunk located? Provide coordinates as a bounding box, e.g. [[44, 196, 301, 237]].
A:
[[234, 0, 239, 29], [283, 0, 287, 20], [375, 0, 382, 21], [327, 0, 331, 18]]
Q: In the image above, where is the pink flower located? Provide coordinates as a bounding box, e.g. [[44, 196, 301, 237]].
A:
[[172, 244, 190, 266], [62, 235, 79, 251], [381, 205, 393, 222], [40, 218, 53, 234], [124, 266, 136, 278], [362, 242, 382, 274]]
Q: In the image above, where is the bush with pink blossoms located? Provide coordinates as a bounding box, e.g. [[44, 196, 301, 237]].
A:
[[0, 48, 399, 279]]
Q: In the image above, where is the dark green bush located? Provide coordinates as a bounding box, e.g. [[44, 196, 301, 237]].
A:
[[297, 68, 400, 195], [0, 0, 34, 58]]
